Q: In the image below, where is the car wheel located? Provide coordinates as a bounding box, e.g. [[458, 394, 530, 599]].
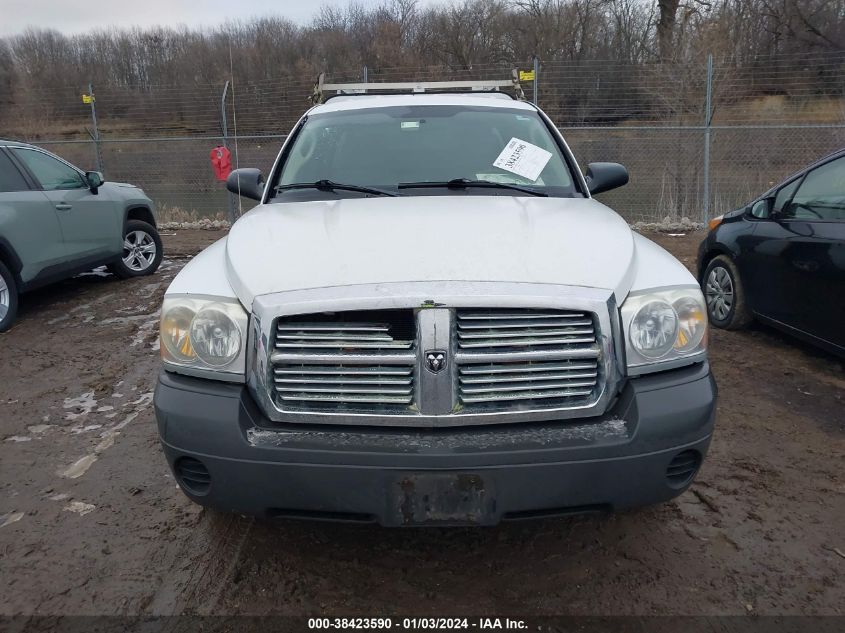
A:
[[0, 260, 19, 333], [108, 220, 163, 279], [703, 255, 752, 330]]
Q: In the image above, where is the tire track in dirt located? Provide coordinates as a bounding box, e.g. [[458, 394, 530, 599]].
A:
[[146, 513, 255, 616]]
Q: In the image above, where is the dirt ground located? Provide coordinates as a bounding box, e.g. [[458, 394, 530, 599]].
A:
[[0, 229, 843, 618]]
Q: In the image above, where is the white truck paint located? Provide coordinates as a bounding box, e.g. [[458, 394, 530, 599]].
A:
[[155, 89, 716, 525], [167, 197, 697, 310], [166, 93, 696, 308]]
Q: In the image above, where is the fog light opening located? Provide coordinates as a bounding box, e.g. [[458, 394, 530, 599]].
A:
[[175, 456, 212, 495], [666, 450, 701, 489]]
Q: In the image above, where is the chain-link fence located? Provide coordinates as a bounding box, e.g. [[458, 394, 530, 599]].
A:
[[3, 52, 844, 224]]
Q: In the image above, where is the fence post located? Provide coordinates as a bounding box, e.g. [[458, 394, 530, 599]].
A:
[[363, 65, 368, 83], [533, 56, 539, 105], [88, 83, 103, 173], [702, 53, 713, 224], [220, 80, 237, 223]]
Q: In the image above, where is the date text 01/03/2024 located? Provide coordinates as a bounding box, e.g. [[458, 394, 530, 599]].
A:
[[307, 617, 529, 630]]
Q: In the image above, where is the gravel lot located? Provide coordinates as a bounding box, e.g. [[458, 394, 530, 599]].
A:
[[1, 229, 843, 617]]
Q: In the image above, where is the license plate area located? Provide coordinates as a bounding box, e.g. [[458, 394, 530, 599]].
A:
[[391, 473, 495, 526]]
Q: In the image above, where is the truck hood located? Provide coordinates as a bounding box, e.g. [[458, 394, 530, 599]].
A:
[[225, 196, 637, 307]]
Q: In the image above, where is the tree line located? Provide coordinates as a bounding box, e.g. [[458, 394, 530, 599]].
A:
[[3, 0, 844, 88], [0, 0, 843, 135]]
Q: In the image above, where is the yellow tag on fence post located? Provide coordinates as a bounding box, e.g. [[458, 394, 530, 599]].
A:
[[82, 94, 94, 104], [519, 70, 535, 82]]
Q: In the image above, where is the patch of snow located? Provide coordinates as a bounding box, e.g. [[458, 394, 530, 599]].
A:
[[111, 411, 140, 432], [100, 313, 157, 326], [63, 391, 98, 421], [70, 424, 102, 434], [95, 434, 116, 452], [58, 454, 97, 479], [0, 512, 25, 528], [129, 392, 154, 408], [76, 266, 110, 278], [64, 501, 96, 516], [130, 311, 161, 347], [27, 424, 55, 434]]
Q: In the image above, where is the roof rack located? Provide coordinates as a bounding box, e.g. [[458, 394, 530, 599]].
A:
[[310, 70, 526, 105]]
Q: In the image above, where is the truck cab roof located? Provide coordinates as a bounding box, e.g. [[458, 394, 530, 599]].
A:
[[309, 93, 537, 115]]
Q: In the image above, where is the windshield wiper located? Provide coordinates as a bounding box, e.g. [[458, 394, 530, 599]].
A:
[[398, 178, 548, 197], [275, 179, 398, 197]]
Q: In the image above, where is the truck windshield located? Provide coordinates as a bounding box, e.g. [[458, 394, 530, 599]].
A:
[[271, 104, 578, 198]]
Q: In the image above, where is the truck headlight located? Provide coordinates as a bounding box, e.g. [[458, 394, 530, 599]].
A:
[[160, 296, 248, 381], [621, 287, 707, 375]]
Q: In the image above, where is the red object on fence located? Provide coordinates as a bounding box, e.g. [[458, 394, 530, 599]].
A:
[[210, 146, 232, 181]]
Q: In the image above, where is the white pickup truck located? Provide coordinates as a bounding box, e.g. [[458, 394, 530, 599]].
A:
[[154, 80, 716, 526]]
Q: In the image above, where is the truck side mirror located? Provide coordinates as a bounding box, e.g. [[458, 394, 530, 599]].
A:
[[226, 168, 265, 201], [585, 162, 629, 195]]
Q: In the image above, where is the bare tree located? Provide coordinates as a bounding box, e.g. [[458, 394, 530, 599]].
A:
[[656, 0, 681, 60], [1, 0, 843, 138]]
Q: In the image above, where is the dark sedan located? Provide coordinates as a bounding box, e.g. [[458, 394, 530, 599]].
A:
[[697, 148, 845, 357]]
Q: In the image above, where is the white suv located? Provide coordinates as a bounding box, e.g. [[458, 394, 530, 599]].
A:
[[154, 83, 716, 526]]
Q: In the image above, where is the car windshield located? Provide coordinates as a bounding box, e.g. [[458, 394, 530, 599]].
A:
[[271, 104, 578, 199]]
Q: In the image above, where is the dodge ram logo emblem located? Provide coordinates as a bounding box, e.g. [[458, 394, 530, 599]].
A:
[[425, 350, 447, 373]]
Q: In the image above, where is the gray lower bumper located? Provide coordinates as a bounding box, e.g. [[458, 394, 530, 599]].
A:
[[155, 362, 716, 526]]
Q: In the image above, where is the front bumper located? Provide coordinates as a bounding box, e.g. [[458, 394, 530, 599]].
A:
[[155, 362, 717, 526]]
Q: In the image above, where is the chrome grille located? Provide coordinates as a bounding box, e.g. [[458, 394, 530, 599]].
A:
[[274, 364, 414, 407], [455, 308, 602, 411], [271, 310, 416, 412], [275, 323, 413, 353], [458, 359, 599, 405], [263, 304, 609, 421], [457, 309, 596, 352]]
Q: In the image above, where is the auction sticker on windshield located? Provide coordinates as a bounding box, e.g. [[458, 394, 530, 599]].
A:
[[493, 137, 552, 182]]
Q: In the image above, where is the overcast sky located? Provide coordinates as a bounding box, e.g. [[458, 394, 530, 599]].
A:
[[0, 0, 429, 38]]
